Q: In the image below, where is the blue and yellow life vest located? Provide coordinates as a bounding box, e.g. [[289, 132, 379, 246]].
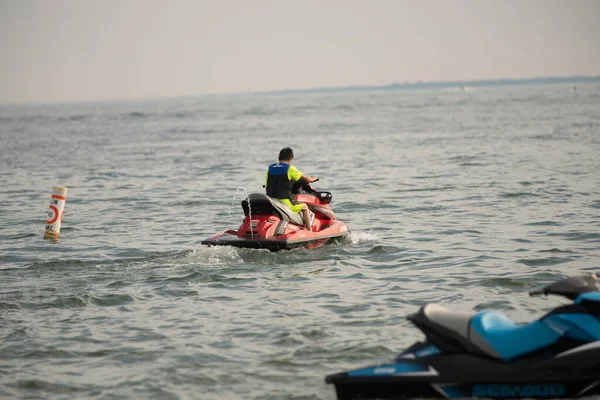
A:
[[265, 163, 293, 200]]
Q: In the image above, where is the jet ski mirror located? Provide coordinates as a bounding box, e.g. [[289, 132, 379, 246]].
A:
[[318, 192, 332, 204], [529, 273, 599, 300]]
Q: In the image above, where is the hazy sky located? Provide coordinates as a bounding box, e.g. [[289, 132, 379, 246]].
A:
[[1, 0, 599, 103]]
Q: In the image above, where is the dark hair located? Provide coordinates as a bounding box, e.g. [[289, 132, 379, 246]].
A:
[[278, 147, 294, 161]]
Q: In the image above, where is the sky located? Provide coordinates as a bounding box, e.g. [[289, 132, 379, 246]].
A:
[[1, 0, 599, 103]]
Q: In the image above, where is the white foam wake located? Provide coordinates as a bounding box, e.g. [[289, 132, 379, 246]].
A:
[[348, 230, 379, 245]]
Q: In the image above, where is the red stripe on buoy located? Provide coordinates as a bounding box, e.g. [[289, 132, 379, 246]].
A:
[[51, 194, 67, 200], [46, 205, 59, 224]]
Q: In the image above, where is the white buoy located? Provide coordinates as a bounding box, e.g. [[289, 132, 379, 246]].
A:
[[44, 186, 68, 239]]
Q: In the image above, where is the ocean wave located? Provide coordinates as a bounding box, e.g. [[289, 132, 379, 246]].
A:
[[171, 111, 194, 118], [27, 296, 88, 309], [57, 114, 89, 122], [232, 107, 278, 118], [537, 248, 576, 254], [88, 293, 137, 306], [570, 121, 599, 129], [544, 231, 600, 242], [0, 301, 20, 310], [500, 191, 538, 198], [516, 256, 576, 267], [127, 111, 146, 118], [523, 220, 563, 226], [14, 379, 87, 394]]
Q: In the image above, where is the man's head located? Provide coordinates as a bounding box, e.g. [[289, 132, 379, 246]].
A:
[[278, 147, 294, 162]]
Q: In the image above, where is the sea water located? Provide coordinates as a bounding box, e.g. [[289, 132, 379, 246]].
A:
[[1, 83, 599, 399]]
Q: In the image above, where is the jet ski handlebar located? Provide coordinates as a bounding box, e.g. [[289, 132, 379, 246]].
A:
[[529, 273, 599, 300], [292, 177, 320, 194]]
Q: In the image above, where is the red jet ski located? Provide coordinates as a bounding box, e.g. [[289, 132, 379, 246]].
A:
[[202, 182, 350, 251]]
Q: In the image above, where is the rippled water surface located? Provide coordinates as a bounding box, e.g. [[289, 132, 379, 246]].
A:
[[1, 84, 600, 399]]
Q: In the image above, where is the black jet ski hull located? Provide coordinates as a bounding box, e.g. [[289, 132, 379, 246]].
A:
[[326, 351, 600, 399], [328, 379, 600, 400]]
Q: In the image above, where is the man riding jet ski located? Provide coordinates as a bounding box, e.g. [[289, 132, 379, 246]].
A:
[[326, 273, 600, 399], [264, 147, 318, 231], [202, 148, 349, 251]]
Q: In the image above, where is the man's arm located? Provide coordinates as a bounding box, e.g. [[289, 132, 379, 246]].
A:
[[300, 174, 318, 183], [289, 165, 317, 183]]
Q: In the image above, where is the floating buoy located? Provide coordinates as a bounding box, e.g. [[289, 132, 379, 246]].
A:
[[44, 186, 67, 239]]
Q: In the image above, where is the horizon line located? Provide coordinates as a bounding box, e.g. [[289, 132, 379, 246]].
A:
[[3, 74, 600, 106], [257, 74, 600, 95]]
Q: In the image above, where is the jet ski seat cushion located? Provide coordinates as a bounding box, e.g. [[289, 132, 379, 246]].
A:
[[410, 304, 485, 356], [469, 312, 561, 361], [242, 194, 304, 226], [423, 304, 473, 340], [419, 304, 562, 361]]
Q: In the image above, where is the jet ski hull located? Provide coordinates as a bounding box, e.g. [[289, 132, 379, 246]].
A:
[[328, 379, 600, 400], [202, 190, 349, 252], [202, 231, 348, 251], [202, 221, 349, 251], [326, 352, 600, 399]]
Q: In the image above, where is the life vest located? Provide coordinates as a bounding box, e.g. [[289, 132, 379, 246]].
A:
[[266, 162, 293, 200]]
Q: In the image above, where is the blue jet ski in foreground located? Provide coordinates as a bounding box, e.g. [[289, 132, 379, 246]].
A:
[[326, 274, 600, 399]]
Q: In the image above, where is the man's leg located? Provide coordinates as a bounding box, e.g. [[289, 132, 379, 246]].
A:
[[300, 204, 312, 231]]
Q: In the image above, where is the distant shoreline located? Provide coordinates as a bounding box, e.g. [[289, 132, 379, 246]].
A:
[[262, 75, 600, 95], [3, 75, 599, 106]]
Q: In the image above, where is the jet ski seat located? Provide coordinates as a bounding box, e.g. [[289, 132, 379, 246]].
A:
[[422, 304, 474, 341], [469, 311, 561, 361], [419, 304, 561, 361], [242, 194, 305, 226]]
